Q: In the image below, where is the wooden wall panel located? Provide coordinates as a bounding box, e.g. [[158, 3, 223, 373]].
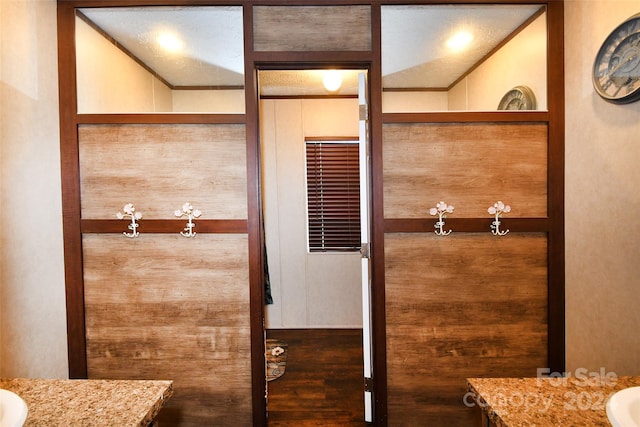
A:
[[79, 124, 247, 219], [385, 233, 548, 426], [253, 6, 371, 52], [83, 234, 252, 426], [383, 123, 547, 218]]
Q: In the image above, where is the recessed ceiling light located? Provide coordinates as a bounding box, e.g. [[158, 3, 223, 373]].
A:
[[157, 32, 183, 52], [323, 70, 342, 92], [446, 31, 473, 51]]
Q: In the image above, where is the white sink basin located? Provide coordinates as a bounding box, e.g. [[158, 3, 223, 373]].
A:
[[607, 386, 640, 427], [0, 389, 27, 427]]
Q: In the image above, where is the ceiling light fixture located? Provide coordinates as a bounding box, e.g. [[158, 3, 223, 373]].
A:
[[322, 70, 342, 92], [157, 32, 184, 52], [446, 31, 474, 51]]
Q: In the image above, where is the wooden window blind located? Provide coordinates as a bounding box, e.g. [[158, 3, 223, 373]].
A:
[[305, 140, 361, 252]]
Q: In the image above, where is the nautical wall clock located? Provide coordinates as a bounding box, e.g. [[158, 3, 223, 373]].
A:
[[592, 13, 640, 104], [497, 86, 537, 110]]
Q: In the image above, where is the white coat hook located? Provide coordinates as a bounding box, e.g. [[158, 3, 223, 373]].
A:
[[116, 203, 142, 238], [429, 201, 454, 236], [175, 202, 202, 238], [488, 201, 511, 236]]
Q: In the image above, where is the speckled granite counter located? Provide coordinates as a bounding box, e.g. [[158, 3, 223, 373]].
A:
[[467, 376, 640, 426], [0, 378, 173, 427]]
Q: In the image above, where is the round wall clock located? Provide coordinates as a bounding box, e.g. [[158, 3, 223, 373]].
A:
[[592, 13, 640, 104], [497, 86, 537, 110]]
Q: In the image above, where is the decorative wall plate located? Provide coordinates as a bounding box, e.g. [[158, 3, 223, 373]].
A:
[[265, 339, 288, 382], [498, 85, 537, 110], [592, 13, 640, 104]]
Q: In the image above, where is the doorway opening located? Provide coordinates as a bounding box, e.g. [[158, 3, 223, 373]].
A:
[[257, 68, 373, 424]]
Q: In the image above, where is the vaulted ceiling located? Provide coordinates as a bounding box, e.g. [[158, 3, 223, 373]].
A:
[[78, 4, 543, 96]]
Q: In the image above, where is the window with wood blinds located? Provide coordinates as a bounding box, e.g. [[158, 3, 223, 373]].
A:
[[305, 139, 361, 252]]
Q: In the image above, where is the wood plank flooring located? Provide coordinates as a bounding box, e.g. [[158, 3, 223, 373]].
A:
[[266, 329, 365, 426]]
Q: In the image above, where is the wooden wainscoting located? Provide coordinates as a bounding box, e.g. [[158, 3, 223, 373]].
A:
[[78, 123, 247, 219], [384, 233, 548, 426], [83, 234, 252, 426], [383, 122, 548, 219], [265, 329, 365, 426]]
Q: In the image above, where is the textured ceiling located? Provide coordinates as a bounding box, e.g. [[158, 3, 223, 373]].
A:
[[79, 6, 245, 88], [259, 70, 363, 97], [78, 5, 543, 95], [382, 4, 542, 89]]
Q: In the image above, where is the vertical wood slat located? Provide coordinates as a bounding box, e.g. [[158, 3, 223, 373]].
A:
[[83, 234, 252, 426], [243, 2, 268, 424], [383, 123, 548, 219], [545, 0, 566, 374], [79, 124, 247, 220], [368, 4, 389, 423], [57, 1, 88, 379], [253, 6, 371, 52], [385, 233, 548, 426]]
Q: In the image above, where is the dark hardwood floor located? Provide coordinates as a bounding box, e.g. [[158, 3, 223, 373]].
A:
[[266, 328, 366, 426]]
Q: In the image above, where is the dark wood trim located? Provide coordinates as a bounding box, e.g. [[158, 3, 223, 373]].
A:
[[252, 51, 373, 64], [80, 219, 248, 234], [243, 4, 268, 427], [260, 94, 358, 100], [305, 136, 359, 142], [383, 87, 448, 92], [384, 218, 549, 234], [249, 0, 374, 4], [249, 0, 548, 4], [369, 3, 388, 425], [60, 0, 551, 6], [172, 85, 245, 90], [57, 1, 88, 379], [256, 62, 370, 71], [546, 0, 566, 375], [383, 111, 550, 123], [59, 0, 245, 6], [76, 113, 246, 124], [373, 0, 550, 4]]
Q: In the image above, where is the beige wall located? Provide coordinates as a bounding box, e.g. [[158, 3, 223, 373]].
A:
[[0, 0, 67, 378], [262, 98, 363, 328], [76, 16, 173, 113], [2, 0, 640, 379], [450, 12, 547, 111], [77, 17, 245, 114], [172, 90, 245, 113], [564, 0, 640, 376], [382, 91, 448, 112], [383, 11, 547, 112]]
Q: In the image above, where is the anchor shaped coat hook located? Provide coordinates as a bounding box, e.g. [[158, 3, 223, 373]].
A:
[[175, 202, 202, 238], [116, 203, 142, 238], [488, 201, 511, 236], [429, 201, 454, 236]]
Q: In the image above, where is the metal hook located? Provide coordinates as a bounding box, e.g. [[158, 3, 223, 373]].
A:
[[429, 201, 454, 236], [116, 203, 142, 238], [488, 201, 510, 236], [175, 202, 202, 238]]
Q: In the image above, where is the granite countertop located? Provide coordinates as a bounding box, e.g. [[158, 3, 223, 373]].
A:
[[467, 376, 640, 426], [0, 378, 173, 427]]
